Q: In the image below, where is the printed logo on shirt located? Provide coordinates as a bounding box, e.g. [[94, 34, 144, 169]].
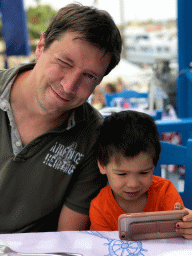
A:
[[43, 142, 84, 174]]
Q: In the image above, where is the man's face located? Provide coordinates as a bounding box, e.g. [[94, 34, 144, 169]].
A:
[[34, 32, 111, 116]]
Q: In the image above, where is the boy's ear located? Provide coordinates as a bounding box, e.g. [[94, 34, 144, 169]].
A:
[[35, 33, 45, 59], [97, 161, 107, 175]]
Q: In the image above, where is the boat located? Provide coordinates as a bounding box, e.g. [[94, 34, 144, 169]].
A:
[[124, 26, 177, 66]]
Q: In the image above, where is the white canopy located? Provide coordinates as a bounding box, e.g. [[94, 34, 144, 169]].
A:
[[102, 58, 151, 86]]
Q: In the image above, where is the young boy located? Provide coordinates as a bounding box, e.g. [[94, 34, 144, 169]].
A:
[[89, 110, 192, 239]]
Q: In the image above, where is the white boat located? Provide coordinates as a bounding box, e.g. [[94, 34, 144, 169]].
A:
[[124, 27, 177, 66]]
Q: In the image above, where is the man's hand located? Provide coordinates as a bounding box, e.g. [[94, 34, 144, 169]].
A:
[[174, 202, 192, 239], [57, 205, 90, 231]]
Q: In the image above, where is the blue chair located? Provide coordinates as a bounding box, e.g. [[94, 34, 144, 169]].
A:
[[156, 117, 192, 145], [104, 92, 119, 107], [105, 90, 148, 108], [154, 139, 192, 209], [116, 90, 148, 99], [150, 110, 162, 121]]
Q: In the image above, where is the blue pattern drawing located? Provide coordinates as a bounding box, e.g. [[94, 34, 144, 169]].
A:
[[80, 231, 148, 256]]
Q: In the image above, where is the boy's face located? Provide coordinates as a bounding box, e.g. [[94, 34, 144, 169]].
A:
[[98, 152, 155, 208]]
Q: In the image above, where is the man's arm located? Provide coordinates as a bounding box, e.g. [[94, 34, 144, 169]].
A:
[[57, 205, 90, 231]]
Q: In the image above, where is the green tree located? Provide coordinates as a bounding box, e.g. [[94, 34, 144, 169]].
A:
[[27, 4, 57, 40]]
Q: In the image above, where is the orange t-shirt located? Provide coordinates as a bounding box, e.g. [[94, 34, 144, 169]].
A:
[[89, 176, 184, 231]]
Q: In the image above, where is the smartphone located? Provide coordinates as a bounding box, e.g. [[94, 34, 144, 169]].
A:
[[118, 209, 189, 241]]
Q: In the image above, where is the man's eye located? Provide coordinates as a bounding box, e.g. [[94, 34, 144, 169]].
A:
[[87, 74, 96, 80], [118, 173, 126, 176], [140, 172, 148, 175], [58, 59, 71, 67]]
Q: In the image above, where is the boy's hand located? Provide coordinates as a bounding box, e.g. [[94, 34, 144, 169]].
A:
[[174, 202, 192, 239]]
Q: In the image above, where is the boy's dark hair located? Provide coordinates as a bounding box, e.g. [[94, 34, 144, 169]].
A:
[[96, 110, 161, 167], [44, 3, 122, 76]]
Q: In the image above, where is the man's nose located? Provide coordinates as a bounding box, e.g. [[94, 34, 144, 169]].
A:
[[60, 72, 81, 93]]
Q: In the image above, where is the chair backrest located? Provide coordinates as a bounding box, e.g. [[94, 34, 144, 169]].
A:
[[117, 90, 148, 99], [156, 117, 192, 145], [104, 92, 119, 107], [154, 139, 192, 209], [104, 90, 148, 108]]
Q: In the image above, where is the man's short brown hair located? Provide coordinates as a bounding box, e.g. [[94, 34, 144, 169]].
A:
[[44, 3, 122, 76]]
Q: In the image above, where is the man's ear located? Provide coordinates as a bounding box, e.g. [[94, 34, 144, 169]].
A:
[[35, 33, 45, 59], [97, 160, 107, 175]]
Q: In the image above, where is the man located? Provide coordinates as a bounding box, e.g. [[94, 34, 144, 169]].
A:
[[0, 3, 122, 233]]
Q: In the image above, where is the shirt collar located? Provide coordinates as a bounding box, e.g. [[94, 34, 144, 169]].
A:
[[0, 77, 15, 111]]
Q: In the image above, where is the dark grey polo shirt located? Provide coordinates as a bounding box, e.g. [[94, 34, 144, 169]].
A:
[[0, 64, 106, 233]]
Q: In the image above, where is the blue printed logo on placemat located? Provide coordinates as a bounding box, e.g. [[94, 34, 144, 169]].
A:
[[80, 231, 148, 256]]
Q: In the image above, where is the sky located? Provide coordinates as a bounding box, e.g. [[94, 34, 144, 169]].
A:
[[24, 0, 177, 25]]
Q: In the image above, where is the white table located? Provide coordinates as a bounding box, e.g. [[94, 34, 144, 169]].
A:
[[0, 231, 192, 256]]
